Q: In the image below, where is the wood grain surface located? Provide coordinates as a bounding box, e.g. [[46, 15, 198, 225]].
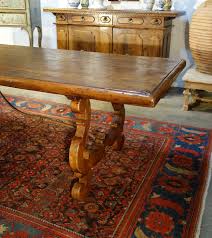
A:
[[0, 44, 186, 107]]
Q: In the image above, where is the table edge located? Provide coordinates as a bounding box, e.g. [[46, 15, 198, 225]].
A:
[[0, 59, 186, 107]]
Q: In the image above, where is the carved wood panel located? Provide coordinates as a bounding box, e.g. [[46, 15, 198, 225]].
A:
[[57, 25, 68, 49], [113, 28, 144, 56], [68, 26, 112, 53], [113, 28, 165, 57]]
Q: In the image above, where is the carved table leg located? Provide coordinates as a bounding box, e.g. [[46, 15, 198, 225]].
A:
[[104, 103, 125, 151], [68, 97, 103, 200], [68, 99, 125, 200], [69, 97, 91, 200]]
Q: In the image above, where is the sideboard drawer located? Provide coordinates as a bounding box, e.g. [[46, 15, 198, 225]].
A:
[[144, 17, 164, 28], [150, 18, 163, 26], [56, 14, 68, 24], [0, 0, 26, 10], [0, 13, 27, 25], [68, 14, 97, 25], [115, 15, 144, 27]]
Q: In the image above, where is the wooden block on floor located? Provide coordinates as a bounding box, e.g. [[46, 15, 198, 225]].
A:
[[183, 68, 212, 111]]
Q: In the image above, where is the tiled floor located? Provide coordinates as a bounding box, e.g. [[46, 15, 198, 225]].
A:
[[0, 85, 211, 237]]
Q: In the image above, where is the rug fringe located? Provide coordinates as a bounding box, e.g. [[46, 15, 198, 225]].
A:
[[195, 152, 212, 238]]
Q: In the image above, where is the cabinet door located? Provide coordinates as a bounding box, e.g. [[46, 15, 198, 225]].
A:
[[68, 26, 112, 53], [57, 25, 68, 50], [113, 28, 164, 57]]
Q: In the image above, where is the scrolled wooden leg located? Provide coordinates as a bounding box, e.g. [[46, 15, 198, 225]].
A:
[[71, 171, 92, 200], [68, 97, 92, 200], [68, 97, 104, 200], [68, 98, 125, 200], [104, 103, 125, 151]]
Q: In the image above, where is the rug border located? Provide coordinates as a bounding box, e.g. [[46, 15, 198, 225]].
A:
[[0, 206, 85, 238], [186, 131, 212, 238], [195, 153, 212, 238]]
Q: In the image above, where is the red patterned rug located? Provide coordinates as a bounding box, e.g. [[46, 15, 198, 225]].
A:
[[0, 94, 211, 238]]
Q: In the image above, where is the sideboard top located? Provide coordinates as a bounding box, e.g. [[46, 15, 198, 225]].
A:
[[43, 8, 185, 17]]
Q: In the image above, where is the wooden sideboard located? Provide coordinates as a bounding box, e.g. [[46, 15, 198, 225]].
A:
[[44, 8, 184, 57], [0, 0, 42, 47]]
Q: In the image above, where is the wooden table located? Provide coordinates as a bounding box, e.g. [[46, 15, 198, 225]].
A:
[[0, 45, 186, 200]]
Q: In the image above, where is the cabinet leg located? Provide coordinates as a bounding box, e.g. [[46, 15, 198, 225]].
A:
[[28, 30, 34, 47], [36, 26, 42, 48], [191, 89, 200, 105], [183, 88, 191, 111], [22, 27, 33, 47]]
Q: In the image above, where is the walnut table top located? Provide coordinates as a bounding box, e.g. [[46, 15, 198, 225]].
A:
[[0, 44, 185, 107]]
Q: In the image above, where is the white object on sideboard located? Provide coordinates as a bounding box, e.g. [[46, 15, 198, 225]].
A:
[[89, 0, 105, 9], [143, 0, 155, 10], [0, 0, 42, 47]]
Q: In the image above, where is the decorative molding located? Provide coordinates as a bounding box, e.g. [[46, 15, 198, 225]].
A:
[[44, 8, 185, 17]]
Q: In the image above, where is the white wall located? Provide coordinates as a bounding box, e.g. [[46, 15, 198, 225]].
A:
[[0, 0, 206, 87], [0, 28, 14, 44]]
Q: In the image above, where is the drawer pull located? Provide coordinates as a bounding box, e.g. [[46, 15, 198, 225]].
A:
[[151, 18, 162, 25], [128, 18, 133, 23], [57, 14, 66, 21], [100, 16, 111, 23], [81, 16, 85, 21]]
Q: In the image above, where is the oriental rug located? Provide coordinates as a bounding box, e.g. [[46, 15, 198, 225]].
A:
[[0, 94, 211, 238]]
